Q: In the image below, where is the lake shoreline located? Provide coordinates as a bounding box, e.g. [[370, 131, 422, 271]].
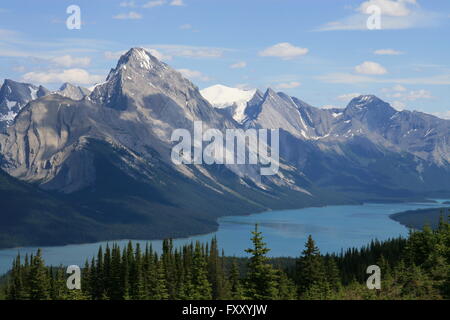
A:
[[2, 199, 449, 276], [0, 196, 437, 251]]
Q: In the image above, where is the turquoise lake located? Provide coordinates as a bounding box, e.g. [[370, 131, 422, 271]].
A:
[[1, 200, 449, 275]]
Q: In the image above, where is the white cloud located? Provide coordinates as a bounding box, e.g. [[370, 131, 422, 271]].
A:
[[22, 69, 104, 85], [382, 85, 433, 111], [405, 89, 433, 100], [275, 81, 301, 89], [316, 0, 439, 31], [177, 68, 210, 81], [120, 1, 136, 7], [230, 61, 247, 69], [146, 48, 172, 61], [51, 55, 91, 67], [113, 11, 142, 20], [170, 0, 185, 6], [386, 88, 433, 101], [321, 105, 340, 110], [355, 61, 388, 75], [432, 111, 450, 119], [143, 0, 165, 8], [382, 84, 406, 93], [259, 43, 309, 60], [337, 93, 362, 101], [391, 101, 406, 110], [374, 49, 404, 55]]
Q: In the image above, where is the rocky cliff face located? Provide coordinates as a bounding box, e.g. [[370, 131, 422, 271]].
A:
[[0, 79, 49, 131]]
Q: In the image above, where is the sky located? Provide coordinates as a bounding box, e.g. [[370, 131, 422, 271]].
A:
[[0, 0, 449, 118]]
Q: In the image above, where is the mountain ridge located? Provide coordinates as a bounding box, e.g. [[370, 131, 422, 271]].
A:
[[0, 47, 448, 248]]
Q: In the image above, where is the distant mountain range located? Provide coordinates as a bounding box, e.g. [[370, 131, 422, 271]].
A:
[[0, 48, 449, 248], [0, 80, 90, 132]]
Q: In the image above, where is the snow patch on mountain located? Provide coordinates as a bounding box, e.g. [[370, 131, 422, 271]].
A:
[[200, 84, 256, 122]]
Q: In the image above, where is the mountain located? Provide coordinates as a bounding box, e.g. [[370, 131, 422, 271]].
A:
[[0, 79, 49, 131], [57, 83, 91, 100], [0, 48, 322, 248], [0, 48, 449, 248], [200, 84, 256, 122], [239, 89, 450, 197]]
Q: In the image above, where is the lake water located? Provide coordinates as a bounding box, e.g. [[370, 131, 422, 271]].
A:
[[1, 200, 449, 275]]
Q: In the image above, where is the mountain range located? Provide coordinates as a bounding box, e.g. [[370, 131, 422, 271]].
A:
[[0, 47, 448, 248]]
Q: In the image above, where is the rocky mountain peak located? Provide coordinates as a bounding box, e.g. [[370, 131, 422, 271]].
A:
[[344, 94, 396, 121], [0, 79, 49, 131], [57, 83, 90, 100], [107, 47, 168, 83]]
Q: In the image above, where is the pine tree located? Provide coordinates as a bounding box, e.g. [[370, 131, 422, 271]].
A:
[[191, 242, 212, 299], [228, 259, 244, 299], [81, 260, 91, 299], [295, 235, 327, 298], [121, 247, 130, 300], [324, 256, 341, 292], [276, 270, 296, 300], [7, 255, 25, 300], [130, 243, 146, 299], [162, 239, 176, 298], [208, 237, 228, 299], [93, 246, 104, 299], [28, 249, 50, 300], [109, 245, 123, 300], [151, 259, 169, 300], [103, 244, 112, 298], [244, 225, 279, 300]]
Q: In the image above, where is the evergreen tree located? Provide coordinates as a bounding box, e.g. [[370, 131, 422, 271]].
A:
[[7, 255, 24, 300], [191, 242, 212, 299], [130, 243, 146, 299], [277, 270, 296, 300], [244, 225, 279, 300], [228, 259, 244, 300], [208, 237, 228, 299], [295, 235, 327, 298], [28, 249, 50, 300], [151, 259, 169, 300]]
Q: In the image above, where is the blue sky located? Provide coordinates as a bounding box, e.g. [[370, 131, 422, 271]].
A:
[[0, 0, 449, 118]]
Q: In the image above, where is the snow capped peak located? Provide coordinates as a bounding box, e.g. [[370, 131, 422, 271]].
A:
[[200, 84, 256, 122], [116, 47, 160, 71], [200, 84, 256, 108], [201, 84, 257, 122]]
